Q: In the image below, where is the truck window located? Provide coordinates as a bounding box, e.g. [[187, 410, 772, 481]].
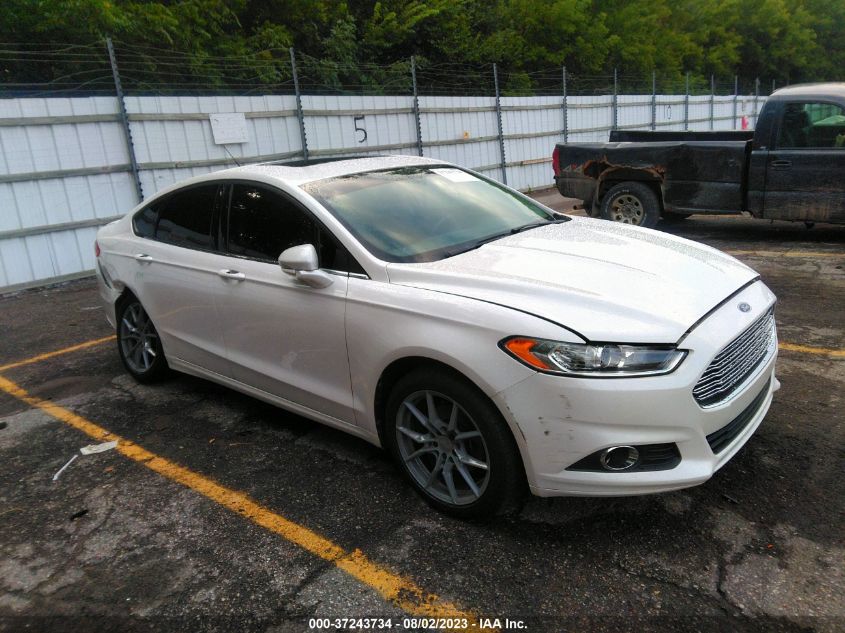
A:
[[777, 102, 845, 149]]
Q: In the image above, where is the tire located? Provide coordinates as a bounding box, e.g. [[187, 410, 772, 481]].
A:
[[116, 296, 169, 383], [384, 368, 525, 520], [600, 181, 661, 228]]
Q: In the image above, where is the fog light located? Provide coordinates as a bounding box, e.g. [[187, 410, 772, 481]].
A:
[[599, 446, 640, 471]]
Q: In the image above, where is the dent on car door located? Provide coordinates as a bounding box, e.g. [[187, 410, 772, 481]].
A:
[[129, 183, 232, 374], [764, 100, 845, 223], [214, 182, 356, 424]]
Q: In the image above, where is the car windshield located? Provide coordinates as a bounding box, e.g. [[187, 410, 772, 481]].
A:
[[301, 166, 560, 262]]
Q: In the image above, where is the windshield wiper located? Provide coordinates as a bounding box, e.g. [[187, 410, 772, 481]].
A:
[[443, 217, 568, 258], [508, 217, 569, 235]]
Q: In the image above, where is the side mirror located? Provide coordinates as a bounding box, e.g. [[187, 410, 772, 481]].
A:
[[278, 244, 333, 289]]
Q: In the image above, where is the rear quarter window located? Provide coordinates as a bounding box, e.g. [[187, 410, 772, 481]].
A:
[[132, 205, 157, 239]]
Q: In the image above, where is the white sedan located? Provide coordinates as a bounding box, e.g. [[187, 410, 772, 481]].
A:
[[95, 156, 779, 518]]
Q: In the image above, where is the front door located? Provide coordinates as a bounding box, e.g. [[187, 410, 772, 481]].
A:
[[213, 183, 355, 424], [764, 100, 845, 223]]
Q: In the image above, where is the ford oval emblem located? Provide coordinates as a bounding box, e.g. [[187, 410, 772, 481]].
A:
[[738, 302, 751, 313]]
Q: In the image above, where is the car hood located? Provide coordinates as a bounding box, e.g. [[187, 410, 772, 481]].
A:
[[385, 217, 758, 343]]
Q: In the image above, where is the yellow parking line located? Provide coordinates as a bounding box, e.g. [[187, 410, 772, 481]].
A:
[[778, 342, 845, 358], [0, 373, 478, 626], [0, 335, 115, 372], [726, 249, 842, 259]]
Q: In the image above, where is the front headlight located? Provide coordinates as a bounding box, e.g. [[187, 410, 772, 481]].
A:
[[500, 337, 687, 377]]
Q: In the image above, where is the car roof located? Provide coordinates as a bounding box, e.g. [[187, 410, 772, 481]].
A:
[[214, 154, 448, 187], [768, 82, 845, 102]]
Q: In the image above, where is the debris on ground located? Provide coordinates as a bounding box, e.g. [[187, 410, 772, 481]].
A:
[[52, 454, 78, 481], [52, 441, 119, 481], [80, 440, 118, 455]]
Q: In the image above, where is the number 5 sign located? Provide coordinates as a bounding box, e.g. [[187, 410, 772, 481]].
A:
[[354, 115, 367, 143]]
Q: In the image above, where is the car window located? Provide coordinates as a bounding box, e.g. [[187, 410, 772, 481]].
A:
[[226, 184, 364, 274], [777, 102, 845, 149], [301, 166, 556, 263], [155, 185, 219, 250], [132, 205, 157, 239]]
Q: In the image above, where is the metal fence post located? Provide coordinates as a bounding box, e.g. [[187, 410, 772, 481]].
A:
[[106, 37, 143, 202], [612, 68, 618, 131], [754, 77, 760, 126], [410, 56, 423, 157], [733, 75, 738, 129], [562, 66, 568, 143], [772, 79, 776, 94], [289, 47, 308, 161], [709, 74, 715, 130], [651, 70, 656, 131], [492, 63, 507, 185], [684, 72, 690, 131]]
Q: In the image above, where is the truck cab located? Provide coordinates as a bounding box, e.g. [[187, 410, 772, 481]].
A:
[[752, 84, 845, 222]]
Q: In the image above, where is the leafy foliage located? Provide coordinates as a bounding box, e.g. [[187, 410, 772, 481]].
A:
[[0, 0, 841, 93]]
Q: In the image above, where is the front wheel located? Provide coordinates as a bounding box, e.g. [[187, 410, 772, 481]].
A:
[[385, 369, 525, 519], [116, 297, 169, 383], [600, 181, 661, 228]]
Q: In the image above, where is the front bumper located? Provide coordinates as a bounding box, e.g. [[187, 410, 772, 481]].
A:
[[494, 280, 778, 497]]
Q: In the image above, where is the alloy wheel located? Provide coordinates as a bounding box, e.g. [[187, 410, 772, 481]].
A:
[[119, 302, 159, 374], [395, 390, 491, 506]]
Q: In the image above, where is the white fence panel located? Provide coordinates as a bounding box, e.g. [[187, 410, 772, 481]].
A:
[[617, 95, 652, 130], [500, 96, 562, 191], [567, 96, 613, 142], [303, 95, 417, 158], [1, 90, 764, 291], [126, 94, 302, 196], [0, 96, 135, 288], [419, 96, 502, 180]]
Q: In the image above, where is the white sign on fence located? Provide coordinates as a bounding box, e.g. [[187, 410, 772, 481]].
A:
[[209, 113, 248, 144]]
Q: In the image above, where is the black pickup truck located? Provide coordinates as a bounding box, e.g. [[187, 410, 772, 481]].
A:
[[552, 82, 845, 228]]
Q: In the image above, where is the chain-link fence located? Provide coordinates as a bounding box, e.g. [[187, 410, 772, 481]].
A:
[[1, 40, 778, 99]]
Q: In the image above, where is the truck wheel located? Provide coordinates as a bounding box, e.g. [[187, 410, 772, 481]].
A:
[[600, 182, 660, 228]]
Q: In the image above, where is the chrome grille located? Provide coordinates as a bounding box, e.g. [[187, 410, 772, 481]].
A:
[[693, 308, 775, 407]]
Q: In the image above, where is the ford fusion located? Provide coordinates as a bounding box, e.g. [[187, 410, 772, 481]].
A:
[[95, 156, 778, 518]]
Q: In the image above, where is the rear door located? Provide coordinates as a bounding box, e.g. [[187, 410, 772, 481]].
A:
[[763, 100, 845, 222], [129, 183, 232, 374], [213, 182, 358, 424]]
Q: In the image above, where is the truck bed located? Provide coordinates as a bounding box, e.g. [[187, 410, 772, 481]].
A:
[[555, 135, 751, 214]]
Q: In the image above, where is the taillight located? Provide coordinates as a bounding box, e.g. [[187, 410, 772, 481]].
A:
[[95, 241, 101, 258], [552, 146, 560, 176]]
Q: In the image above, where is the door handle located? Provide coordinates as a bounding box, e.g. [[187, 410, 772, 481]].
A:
[[134, 253, 153, 262], [217, 269, 246, 281], [770, 159, 792, 169]]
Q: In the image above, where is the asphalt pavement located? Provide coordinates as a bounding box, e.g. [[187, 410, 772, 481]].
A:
[[1, 193, 843, 632]]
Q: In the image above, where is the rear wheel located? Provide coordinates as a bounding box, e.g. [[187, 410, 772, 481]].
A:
[[385, 369, 525, 519], [116, 298, 169, 383], [600, 181, 660, 228]]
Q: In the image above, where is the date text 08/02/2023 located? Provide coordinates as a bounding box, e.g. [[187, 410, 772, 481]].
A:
[[307, 617, 528, 630]]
